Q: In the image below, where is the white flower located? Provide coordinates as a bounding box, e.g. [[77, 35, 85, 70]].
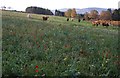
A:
[[77, 72, 80, 74]]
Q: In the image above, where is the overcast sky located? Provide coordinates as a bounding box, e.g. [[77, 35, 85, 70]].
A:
[[0, 0, 119, 11]]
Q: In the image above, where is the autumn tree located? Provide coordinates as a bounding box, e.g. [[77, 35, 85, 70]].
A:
[[71, 8, 77, 18], [64, 11, 69, 17], [84, 12, 90, 20], [64, 9, 72, 17], [100, 11, 112, 20], [88, 10, 98, 19]]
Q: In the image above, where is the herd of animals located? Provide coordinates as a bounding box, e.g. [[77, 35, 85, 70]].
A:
[[27, 14, 120, 27], [91, 20, 120, 27]]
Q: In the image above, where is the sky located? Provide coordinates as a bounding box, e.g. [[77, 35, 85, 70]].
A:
[[0, 0, 120, 11]]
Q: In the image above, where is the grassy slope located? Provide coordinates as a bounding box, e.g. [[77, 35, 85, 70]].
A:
[[2, 10, 119, 76]]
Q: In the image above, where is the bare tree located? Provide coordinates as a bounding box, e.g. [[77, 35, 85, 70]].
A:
[[1, 6, 6, 10]]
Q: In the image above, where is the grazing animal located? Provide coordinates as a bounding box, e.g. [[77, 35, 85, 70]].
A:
[[42, 16, 49, 21], [110, 21, 120, 26], [82, 18, 85, 21], [78, 18, 81, 22], [27, 14, 31, 18], [102, 23, 109, 27], [100, 20, 109, 27], [67, 18, 69, 21], [92, 21, 100, 26]]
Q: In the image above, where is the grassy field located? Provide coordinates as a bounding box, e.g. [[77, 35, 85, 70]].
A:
[[2, 10, 119, 77]]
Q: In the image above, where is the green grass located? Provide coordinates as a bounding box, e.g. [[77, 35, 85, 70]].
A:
[[2, 10, 119, 77]]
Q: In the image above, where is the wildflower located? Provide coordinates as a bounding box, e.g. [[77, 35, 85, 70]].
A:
[[34, 36, 36, 40], [41, 74, 45, 77], [77, 72, 80, 74], [35, 70, 38, 72], [91, 65, 94, 67], [68, 64, 71, 66], [36, 42, 39, 45], [35, 65, 38, 68], [64, 44, 70, 48], [64, 57, 67, 61], [102, 64, 104, 67], [34, 75, 38, 77], [106, 60, 108, 63], [106, 52, 109, 58]]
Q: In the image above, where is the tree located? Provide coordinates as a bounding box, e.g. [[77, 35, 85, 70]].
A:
[[112, 9, 120, 21], [26, 6, 53, 15], [64, 11, 68, 17], [1, 6, 6, 10], [84, 12, 90, 20], [107, 8, 112, 14], [71, 8, 77, 18], [88, 10, 98, 19], [64, 9, 72, 17], [55, 10, 64, 16], [76, 14, 81, 19], [100, 11, 112, 20]]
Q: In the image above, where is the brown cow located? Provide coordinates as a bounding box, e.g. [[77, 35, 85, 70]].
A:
[[42, 16, 49, 21], [102, 23, 109, 27], [92, 21, 100, 26], [101, 20, 109, 27], [82, 18, 85, 21], [67, 18, 69, 21], [78, 18, 81, 22], [110, 21, 120, 26], [97, 20, 110, 27]]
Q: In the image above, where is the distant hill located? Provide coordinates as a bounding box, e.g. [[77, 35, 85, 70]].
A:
[[52, 7, 115, 14]]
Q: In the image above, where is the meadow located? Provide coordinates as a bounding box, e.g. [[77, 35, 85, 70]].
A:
[[2, 10, 119, 77]]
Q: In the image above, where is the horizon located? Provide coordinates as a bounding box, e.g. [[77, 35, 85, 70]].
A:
[[0, 0, 119, 11]]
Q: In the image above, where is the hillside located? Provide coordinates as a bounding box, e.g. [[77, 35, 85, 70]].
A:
[[2, 10, 119, 77]]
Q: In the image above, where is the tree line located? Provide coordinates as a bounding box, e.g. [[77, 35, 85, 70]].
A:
[[55, 10, 64, 16], [81, 8, 120, 21], [26, 6, 53, 15], [64, 8, 120, 21], [2, 5, 120, 21]]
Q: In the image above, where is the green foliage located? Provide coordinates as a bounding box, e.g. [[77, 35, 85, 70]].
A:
[[112, 9, 120, 21], [26, 6, 53, 15], [55, 10, 64, 16]]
